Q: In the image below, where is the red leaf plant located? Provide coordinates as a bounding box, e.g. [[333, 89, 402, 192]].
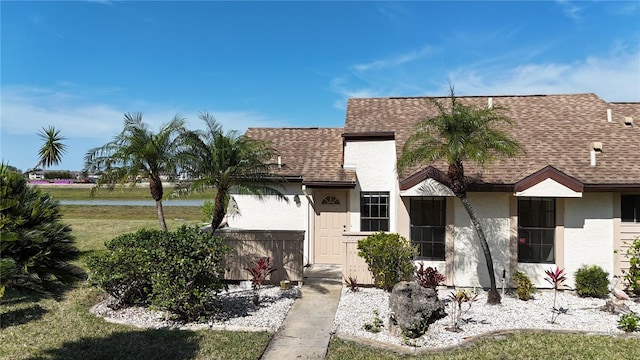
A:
[[544, 266, 567, 323]]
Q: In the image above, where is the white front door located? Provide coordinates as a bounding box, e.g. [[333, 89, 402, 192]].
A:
[[314, 191, 348, 264]]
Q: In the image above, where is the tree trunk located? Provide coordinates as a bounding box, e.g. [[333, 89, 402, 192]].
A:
[[149, 176, 167, 231], [210, 190, 227, 233], [458, 194, 501, 304], [156, 200, 167, 231]]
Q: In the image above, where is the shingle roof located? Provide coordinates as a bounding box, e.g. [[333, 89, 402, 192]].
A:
[[245, 127, 356, 185], [345, 93, 640, 187]]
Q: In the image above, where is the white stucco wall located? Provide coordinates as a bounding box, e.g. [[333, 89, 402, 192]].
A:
[[343, 140, 399, 232], [515, 178, 582, 197], [229, 183, 311, 263], [451, 193, 512, 288], [562, 193, 614, 288]]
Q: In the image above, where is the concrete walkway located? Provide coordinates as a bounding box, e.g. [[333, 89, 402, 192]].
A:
[[261, 265, 343, 360]]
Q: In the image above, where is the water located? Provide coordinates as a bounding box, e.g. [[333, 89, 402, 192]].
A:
[[59, 199, 206, 207]]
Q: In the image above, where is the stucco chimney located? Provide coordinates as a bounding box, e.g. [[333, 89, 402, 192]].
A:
[[624, 116, 633, 126], [488, 97, 493, 109], [589, 142, 603, 166], [607, 109, 612, 122]]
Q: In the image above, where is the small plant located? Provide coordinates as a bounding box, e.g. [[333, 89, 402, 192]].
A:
[[244, 257, 276, 290], [415, 262, 445, 292], [363, 310, 384, 333], [544, 266, 567, 324], [574, 265, 609, 298], [344, 275, 359, 292], [617, 312, 640, 333], [513, 271, 536, 301], [446, 289, 478, 332], [621, 236, 640, 295], [357, 232, 417, 291]]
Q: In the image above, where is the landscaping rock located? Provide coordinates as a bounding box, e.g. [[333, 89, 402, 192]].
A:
[[599, 299, 632, 315], [388, 281, 446, 338]]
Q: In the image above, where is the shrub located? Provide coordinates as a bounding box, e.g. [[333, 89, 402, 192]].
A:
[[621, 236, 640, 295], [0, 164, 84, 293], [544, 267, 567, 324], [574, 265, 609, 298], [200, 199, 215, 223], [415, 262, 445, 291], [618, 312, 640, 333], [357, 232, 417, 291], [513, 271, 536, 301], [87, 225, 228, 321]]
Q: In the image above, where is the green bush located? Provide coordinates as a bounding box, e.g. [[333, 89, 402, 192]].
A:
[[357, 232, 417, 291], [200, 199, 215, 223], [0, 164, 84, 294], [618, 312, 640, 333], [513, 271, 536, 301], [622, 236, 640, 295], [87, 225, 228, 321], [574, 265, 609, 298]]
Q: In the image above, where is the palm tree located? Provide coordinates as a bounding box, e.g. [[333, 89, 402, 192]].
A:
[[397, 86, 523, 305], [33, 126, 67, 171], [177, 112, 287, 231], [84, 113, 185, 231]]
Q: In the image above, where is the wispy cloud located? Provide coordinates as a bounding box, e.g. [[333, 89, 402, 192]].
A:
[[448, 49, 640, 101], [353, 46, 435, 72], [556, 0, 584, 22], [331, 44, 640, 103]]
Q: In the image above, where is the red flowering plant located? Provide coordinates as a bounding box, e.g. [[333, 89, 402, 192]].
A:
[[415, 262, 446, 293], [544, 266, 567, 323]]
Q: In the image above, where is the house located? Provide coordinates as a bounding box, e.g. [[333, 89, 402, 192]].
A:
[[231, 93, 640, 289]]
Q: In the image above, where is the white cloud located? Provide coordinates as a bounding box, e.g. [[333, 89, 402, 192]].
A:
[[448, 50, 640, 102]]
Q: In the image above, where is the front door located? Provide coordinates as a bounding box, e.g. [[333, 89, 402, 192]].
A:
[[314, 191, 348, 264]]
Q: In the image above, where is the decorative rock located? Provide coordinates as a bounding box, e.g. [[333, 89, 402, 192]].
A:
[[388, 281, 446, 338], [599, 299, 631, 315]]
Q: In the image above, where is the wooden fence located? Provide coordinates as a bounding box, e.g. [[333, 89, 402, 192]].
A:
[[216, 229, 305, 283], [342, 234, 375, 285]]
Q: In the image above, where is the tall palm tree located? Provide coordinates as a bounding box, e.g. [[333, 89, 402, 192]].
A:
[[35, 126, 67, 170], [178, 112, 287, 231], [397, 87, 523, 305], [84, 113, 185, 231]]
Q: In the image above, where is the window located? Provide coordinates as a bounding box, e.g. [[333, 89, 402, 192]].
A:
[[321, 195, 340, 205], [410, 197, 446, 260], [518, 197, 555, 263], [622, 195, 640, 223], [360, 192, 389, 231]]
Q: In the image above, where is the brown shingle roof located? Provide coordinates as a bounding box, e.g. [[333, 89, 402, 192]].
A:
[[245, 127, 356, 185], [345, 93, 640, 187]]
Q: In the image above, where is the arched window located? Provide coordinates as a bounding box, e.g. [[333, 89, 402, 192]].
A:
[[321, 195, 340, 205]]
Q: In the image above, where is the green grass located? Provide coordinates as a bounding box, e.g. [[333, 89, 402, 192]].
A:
[[0, 205, 270, 360], [327, 334, 640, 360], [41, 186, 215, 200]]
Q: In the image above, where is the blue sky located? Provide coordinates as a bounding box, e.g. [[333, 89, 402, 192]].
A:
[[1, 0, 639, 172]]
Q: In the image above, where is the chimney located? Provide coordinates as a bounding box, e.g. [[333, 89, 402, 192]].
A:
[[487, 97, 493, 109], [589, 142, 603, 166], [607, 109, 612, 122], [624, 116, 633, 126], [277, 156, 282, 169]]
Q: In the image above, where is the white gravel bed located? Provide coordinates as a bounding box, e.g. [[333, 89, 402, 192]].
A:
[[91, 285, 301, 332], [332, 287, 640, 349]]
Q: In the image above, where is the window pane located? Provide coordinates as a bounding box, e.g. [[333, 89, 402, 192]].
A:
[[621, 195, 638, 223], [518, 198, 555, 263]]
